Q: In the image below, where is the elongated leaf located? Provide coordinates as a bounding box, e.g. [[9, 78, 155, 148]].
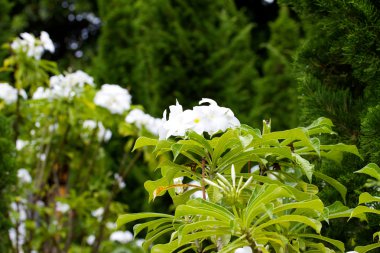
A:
[[293, 153, 314, 182], [359, 192, 380, 204], [298, 234, 345, 252], [273, 199, 324, 214], [133, 217, 173, 237], [144, 176, 171, 201], [187, 131, 213, 153], [117, 213, 173, 228], [355, 163, 380, 181], [179, 220, 228, 243], [254, 215, 322, 233], [320, 143, 363, 160], [314, 171, 347, 204], [350, 206, 380, 219], [143, 225, 175, 251], [133, 136, 158, 151], [151, 230, 228, 253], [354, 242, 380, 253]]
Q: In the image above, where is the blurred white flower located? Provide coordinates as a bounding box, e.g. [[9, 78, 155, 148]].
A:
[[188, 180, 208, 200], [11, 31, 54, 60], [55, 201, 70, 213], [114, 173, 126, 189], [91, 207, 104, 220], [82, 120, 112, 142], [32, 87, 52, 100], [159, 98, 240, 139], [235, 246, 253, 253], [106, 222, 117, 230], [0, 83, 27, 104], [110, 230, 133, 244], [17, 168, 32, 184], [125, 108, 163, 135], [173, 177, 184, 194], [94, 84, 131, 114], [135, 239, 144, 247], [40, 31, 55, 53], [9, 200, 27, 251], [16, 139, 28, 151], [86, 235, 96, 245], [50, 70, 94, 99]]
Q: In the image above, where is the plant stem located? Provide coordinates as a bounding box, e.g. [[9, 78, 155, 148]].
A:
[[201, 157, 206, 200]]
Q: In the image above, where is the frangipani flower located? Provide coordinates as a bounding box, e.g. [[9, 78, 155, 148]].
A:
[[94, 84, 131, 114], [235, 246, 253, 253], [159, 98, 240, 139], [82, 120, 112, 142], [125, 108, 163, 136], [0, 83, 27, 104], [109, 230, 133, 243], [11, 31, 54, 60], [17, 169, 32, 184]]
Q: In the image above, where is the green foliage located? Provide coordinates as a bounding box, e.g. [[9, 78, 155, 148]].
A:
[[118, 118, 367, 252], [251, 6, 301, 130], [279, 0, 380, 247], [94, 0, 258, 123], [0, 113, 16, 251]]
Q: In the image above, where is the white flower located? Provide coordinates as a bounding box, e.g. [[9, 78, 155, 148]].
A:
[[106, 222, 117, 230], [49, 70, 95, 99], [159, 98, 240, 139], [86, 235, 96, 245], [0, 83, 27, 104], [110, 230, 133, 244], [125, 109, 163, 136], [32, 87, 52, 100], [40, 31, 55, 53], [135, 239, 144, 247], [9, 200, 27, 250], [11, 31, 54, 60], [55, 201, 70, 213], [235, 246, 253, 253], [17, 169, 32, 184], [94, 84, 131, 114], [82, 120, 112, 142], [114, 173, 126, 189], [188, 180, 208, 200], [16, 139, 28, 151], [91, 207, 104, 220], [173, 177, 184, 194]]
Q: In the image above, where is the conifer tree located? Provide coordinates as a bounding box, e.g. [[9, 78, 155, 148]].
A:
[[251, 5, 300, 130], [94, 0, 258, 123], [0, 114, 16, 251], [280, 0, 380, 248]]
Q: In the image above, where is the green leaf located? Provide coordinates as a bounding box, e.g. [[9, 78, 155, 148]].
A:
[[133, 217, 173, 237], [350, 206, 380, 219], [273, 199, 324, 214], [298, 234, 345, 252], [117, 213, 173, 228], [314, 171, 347, 204], [178, 220, 228, 243], [293, 153, 314, 182], [133, 136, 158, 151], [187, 131, 212, 153], [354, 242, 380, 253], [320, 143, 363, 160], [359, 192, 380, 204], [355, 163, 380, 181], [254, 215, 322, 233], [144, 177, 171, 201]]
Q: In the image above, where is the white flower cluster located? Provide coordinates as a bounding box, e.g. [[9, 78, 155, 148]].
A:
[[94, 84, 132, 114], [11, 31, 54, 60], [125, 109, 163, 136], [82, 120, 112, 142], [0, 83, 27, 104], [56, 201, 70, 213], [114, 173, 126, 189], [159, 98, 240, 139], [33, 70, 94, 100], [109, 230, 133, 244], [17, 169, 32, 184], [9, 200, 27, 251]]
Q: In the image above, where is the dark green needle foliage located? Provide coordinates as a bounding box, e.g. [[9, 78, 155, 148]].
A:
[[0, 114, 16, 251], [280, 0, 380, 248], [94, 0, 258, 123]]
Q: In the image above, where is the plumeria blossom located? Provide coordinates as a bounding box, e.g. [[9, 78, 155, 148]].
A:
[[114, 173, 126, 189], [17, 169, 32, 184], [173, 177, 184, 194], [32, 70, 94, 100], [9, 200, 27, 251], [159, 98, 240, 139], [91, 207, 104, 221], [55, 201, 70, 213], [11, 31, 54, 60], [82, 120, 112, 142], [86, 235, 96, 245], [109, 230, 134, 244], [94, 84, 131, 114], [0, 83, 27, 104], [235, 246, 253, 253], [125, 108, 163, 136]]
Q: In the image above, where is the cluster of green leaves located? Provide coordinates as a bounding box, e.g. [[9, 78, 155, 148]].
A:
[[118, 118, 373, 252]]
